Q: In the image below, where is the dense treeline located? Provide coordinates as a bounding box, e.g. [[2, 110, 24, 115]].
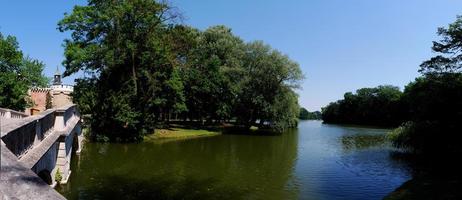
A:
[[389, 74, 462, 155], [0, 32, 48, 110], [389, 15, 462, 156], [323, 16, 462, 156], [299, 108, 321, 120], [322, 85, 406, 127], [60, 0, 303, 141]]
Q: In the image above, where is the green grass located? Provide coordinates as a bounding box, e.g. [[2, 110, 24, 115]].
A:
[[144, 127, 220, 141]]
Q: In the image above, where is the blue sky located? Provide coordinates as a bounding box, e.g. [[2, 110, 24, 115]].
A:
[[1, 1, 462, 111]]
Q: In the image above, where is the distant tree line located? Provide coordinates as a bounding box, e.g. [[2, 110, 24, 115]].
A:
[[60, 0, 304, 142], [322, 85, 406, 127], [299, 108, 321, 120], [323, 16, 462, 156], [0, 32, 48, 111]]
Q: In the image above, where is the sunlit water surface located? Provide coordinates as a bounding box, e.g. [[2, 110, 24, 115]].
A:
[[57, 120, 411, 200]]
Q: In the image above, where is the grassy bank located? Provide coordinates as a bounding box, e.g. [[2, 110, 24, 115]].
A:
[[144, 127, 220, 141]]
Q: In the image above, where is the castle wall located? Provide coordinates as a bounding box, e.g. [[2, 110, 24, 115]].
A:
[[27, 88, 51, 115], [51, 91, 73, 109], [27, 85, 73, 115]]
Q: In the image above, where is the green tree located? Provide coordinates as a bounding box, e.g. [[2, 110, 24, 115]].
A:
[[58, 0, 181, 141], [299, 107, 321, 120], [60, 1, 304, 139], [389, 16, 462, 155], [420, 16, 462, 75], [322, 85, 405, 127], [0, 32, 48, 110], [390, 74, 462, 155], [236, 41, 303, 131], [71, 78, 97, 115], [180, 26, 245, 123]]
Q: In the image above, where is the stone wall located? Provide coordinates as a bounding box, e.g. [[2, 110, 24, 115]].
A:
[[31, 142, 59, 184], [26, 85, 74, 115], [27, 88, 51, 115], [51, 91, 73, 109]]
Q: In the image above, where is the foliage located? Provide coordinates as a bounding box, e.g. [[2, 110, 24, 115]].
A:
[[322, 85, 405, 127], [389, 74, 462, 155], [71, 78, 97, 115], [60, 0, 304, 141], [234, 41, 303, 131], [58, 0, 184, 141], [269, 88, 300, 132], [390, 16, 462, 155], [419, 16, 462, 75], [179, 25, 246, 122], [0, 32, 48, 111], [46, 91, 53, 109], [55, 168, 63, 184], [299, 107, 321, 120]]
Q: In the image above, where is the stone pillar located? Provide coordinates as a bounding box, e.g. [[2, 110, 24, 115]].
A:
[[34, 120, 42, 146], [4, 111, 11, 118], [55, 140, 70, 184], [53, 109, 70, 184], [54, 110, 65, 131]]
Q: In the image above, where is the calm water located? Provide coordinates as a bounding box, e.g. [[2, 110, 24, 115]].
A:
[[57, 121, 411, 200]]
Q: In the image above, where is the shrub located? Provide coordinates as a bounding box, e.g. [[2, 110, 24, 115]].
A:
[[55, 168, 63, 184]]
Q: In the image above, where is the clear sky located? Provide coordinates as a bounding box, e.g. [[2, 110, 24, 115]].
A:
[[1, 0, 462, 111]]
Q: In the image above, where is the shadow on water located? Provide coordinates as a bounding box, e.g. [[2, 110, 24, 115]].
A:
[[384, 153, 462, 200], [57, 128, 300, 200], [57, 174, 249, 200], [332, 124, 462, 200]]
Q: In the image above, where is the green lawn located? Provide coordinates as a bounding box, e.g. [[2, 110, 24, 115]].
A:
[[144, 127, 220, 141]]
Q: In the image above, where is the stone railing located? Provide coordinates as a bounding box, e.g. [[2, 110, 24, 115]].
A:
[[1, 105, 78, 158], [0, 108, 29, 119]]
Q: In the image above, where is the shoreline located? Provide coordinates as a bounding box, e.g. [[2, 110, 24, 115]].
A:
[[144, 127, 221, 141]]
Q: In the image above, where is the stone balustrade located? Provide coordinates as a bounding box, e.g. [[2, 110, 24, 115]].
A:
[[1, 104, 82, 199], [1, 109, 55, 158], [0, 108, 29, 119]]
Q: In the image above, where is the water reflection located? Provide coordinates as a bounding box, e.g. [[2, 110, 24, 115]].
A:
[[58, 127, 299, 200], [384, 153, 462, 200], [294, 121, 411, 200], [58, 121, 413, 200], [341, 134, 387, 151]]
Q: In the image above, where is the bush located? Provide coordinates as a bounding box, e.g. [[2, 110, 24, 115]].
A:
[[388, 121, 422, 152], [55, 168, 63, 184]]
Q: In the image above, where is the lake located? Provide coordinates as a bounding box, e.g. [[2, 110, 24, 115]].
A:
[[57, 120, 411, 200]]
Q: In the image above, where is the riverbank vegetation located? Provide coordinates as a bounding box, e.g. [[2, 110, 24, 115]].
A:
[[299, 107, 321, 120], [322, 16, 462, 157], [0, 32, 48, 110], [59, 0, 303, 142]]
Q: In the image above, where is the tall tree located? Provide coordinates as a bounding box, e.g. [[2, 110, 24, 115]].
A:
[[420, 16, 462, 75], [389, 16, 462, 154], [236, 41, 303, 131], [58, 0, 181, 141], [181, 26, 245, 122], [60, 1, 304, 140], [0, 32, 48, 110]]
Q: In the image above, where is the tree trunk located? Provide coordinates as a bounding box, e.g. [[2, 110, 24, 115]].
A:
[[132, 51, 137, 95]]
